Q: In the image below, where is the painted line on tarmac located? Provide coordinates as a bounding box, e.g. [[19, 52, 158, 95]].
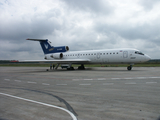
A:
[[79, 84, 91, 86], [103, 83, 114, 85], [111, 78, 121, 80], [56, 84, 67, 86], [73, 76, 160, 81], [83, 79, 93, 81], [146, 82, 157, 84], [72, 79, 80, 81], [149, 77, 160, 79], [14, 80, 21, 82], [27, 81, 37, 84], [0, 92, 77, 120], [42, 83, 50, 86], [136, 77, 147, 79], [97, 78, 106, 80], [4, 79, 10, 81], [124, 78, 134, 79], [125, 82, 137, 85]]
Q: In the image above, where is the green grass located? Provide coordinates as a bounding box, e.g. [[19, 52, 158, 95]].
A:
[[0, 63, 49, 67]]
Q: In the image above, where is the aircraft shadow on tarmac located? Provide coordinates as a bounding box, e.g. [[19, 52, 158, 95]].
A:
[[16, 67, 145, 73]]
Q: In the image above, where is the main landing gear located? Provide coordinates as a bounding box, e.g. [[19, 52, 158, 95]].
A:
[[127, 65, 132, 71], [67, 63, 75, 70], [66, 64, 85, 70], [67, 64, 85, 70], [67, 67, 75, 70], [78, 64, 85, 70]]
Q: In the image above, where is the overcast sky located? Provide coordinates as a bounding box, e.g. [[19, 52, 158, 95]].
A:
[[0, 0, 160, 60]]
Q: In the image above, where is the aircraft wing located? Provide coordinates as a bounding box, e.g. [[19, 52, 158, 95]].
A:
[[19, 59, 91, 64]]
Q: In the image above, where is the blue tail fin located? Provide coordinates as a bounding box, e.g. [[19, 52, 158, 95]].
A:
[[27, 39, 69, 54]]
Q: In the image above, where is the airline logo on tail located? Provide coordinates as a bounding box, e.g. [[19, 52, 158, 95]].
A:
[[44, 43, 49, 49]]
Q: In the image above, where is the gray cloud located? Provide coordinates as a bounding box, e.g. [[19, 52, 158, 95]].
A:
[[0, 15, 61, 41], [0, 0, 160, 60], [139, 0, 160, 10], [61, 0, 114, 15]]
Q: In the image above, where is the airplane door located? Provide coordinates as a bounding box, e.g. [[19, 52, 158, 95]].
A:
[[123, 51, 129, 62], [96, 52, 101, 63], [123, 51, 128, 58], [97, 52, 100, 59]]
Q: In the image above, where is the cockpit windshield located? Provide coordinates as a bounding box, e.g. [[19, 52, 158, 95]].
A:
[[135, 51, 144, 55]]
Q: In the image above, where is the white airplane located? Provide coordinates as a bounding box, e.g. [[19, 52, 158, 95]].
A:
[[23, 38, 151, 70]]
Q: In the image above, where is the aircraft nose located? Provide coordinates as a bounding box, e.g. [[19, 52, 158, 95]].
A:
[[145, 54, 151, 61]]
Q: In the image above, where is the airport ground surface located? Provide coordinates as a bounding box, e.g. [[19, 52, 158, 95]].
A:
[[0, 67, 160, 120]]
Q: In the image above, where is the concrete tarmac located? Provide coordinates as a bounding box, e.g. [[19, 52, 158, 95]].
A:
[[0, 67, 160, 120]]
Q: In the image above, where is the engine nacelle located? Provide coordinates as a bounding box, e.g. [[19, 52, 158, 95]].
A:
[[65, 46, 69, 51], [50, 53, 63, 59], [54, 46, 69, 53]]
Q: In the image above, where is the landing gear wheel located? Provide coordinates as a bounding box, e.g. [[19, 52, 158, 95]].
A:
[[71, 67, 74, 70], [78, 64, 85, 70], [67, 67, 75, 70], [127, 65, 132, 71]]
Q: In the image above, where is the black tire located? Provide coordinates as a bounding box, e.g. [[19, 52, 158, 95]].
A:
[[127, 66, 132, 70], [67, 67, 74, 70], [78, 65, 85, 70]]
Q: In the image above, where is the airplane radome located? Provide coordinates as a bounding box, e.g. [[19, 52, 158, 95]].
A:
[[21, 39, 151, 71]]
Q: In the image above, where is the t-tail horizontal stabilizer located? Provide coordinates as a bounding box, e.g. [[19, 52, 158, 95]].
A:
[[26, 38, 69, 54]]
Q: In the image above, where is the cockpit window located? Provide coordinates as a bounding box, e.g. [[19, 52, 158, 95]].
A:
[[135, 51, 144, 55]]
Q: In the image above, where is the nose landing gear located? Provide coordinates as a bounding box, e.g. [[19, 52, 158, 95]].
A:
[[127, 65, 132, 71]]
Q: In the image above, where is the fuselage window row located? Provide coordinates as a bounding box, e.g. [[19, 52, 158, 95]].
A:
[[64, 52, 119, 57]]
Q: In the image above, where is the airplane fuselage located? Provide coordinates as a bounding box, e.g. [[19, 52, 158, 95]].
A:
[[45, 48, 150, 64]]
